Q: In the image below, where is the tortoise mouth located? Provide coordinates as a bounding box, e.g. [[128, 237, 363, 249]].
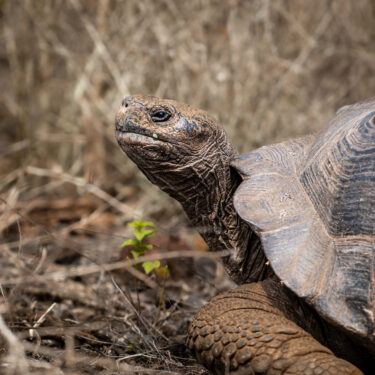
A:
[[115, 130, 165, 146], [116, 130, 174, 163]]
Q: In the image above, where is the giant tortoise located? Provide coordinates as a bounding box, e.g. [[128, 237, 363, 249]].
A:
[[115, 95, 375, 374]]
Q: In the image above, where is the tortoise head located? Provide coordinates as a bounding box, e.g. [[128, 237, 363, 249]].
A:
[[115, 95, 236, 195], [115, 95, 260, 285]]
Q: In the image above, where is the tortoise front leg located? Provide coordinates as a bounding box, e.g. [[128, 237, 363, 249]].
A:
[[187, 283, 362, 375]]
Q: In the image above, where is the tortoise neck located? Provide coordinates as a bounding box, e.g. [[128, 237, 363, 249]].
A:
[[163, 150, 271, 284], [138, 137, 271, 284], [178, 156, 245, 248]]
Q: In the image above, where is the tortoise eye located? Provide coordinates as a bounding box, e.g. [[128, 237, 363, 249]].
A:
[[151, 110, 171, 122]]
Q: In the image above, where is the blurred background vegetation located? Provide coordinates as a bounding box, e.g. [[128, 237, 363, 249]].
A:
[[0, 0, 375, 375], [0, 1, 375, 373], [1, 0, 374, 217]]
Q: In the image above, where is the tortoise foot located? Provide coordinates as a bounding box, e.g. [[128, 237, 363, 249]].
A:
[[187, 283, 363, 375], [284, 353, 362, 375]]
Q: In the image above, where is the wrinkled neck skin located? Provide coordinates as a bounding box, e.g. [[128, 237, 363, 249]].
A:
[[137, 138, 271, 284]]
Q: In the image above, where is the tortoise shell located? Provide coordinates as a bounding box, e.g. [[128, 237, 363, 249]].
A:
[[231, 98, 375, 342]]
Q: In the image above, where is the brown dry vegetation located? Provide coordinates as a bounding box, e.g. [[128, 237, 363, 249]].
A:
[[0, 1, 375, 374]]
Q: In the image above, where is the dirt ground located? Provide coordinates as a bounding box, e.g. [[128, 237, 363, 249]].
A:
[[1, 1, 375, 374], [1, 191, 235, 374]]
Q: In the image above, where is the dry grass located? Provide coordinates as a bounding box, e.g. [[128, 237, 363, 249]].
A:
[[0, 0, 375, 373]]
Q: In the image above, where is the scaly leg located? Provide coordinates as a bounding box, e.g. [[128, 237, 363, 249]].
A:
[[187, 282, 363, 375]]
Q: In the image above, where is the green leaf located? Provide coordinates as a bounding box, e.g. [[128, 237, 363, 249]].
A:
[[128, 220, 155, 229], [140, 221, 155, 228], [121, 238, 139, 247], [127, 342, 136, 353], [133, 229, 155, 242], [145, 244, 153, 250], [142, 229, 155, 238], [128, 221, 143, 230], [134, 244, 150, 252], [131, 248, 144, 259], [142, 260, 160, 274], [134, 229, 146, 242], [155, 265, 169, 278]]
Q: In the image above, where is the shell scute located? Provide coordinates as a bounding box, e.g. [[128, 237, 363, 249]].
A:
[[232, 98, 375, 343]]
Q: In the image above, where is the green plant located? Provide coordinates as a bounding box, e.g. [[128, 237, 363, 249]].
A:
[[121, 220, 162, 274], [122, 220, 169, 310], [127, 341, 136, 354]]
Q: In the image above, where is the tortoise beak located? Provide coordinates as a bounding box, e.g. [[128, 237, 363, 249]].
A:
[[115, 103, 166, 149], [115, 100, 146, 136], [115, 116, 140, 134], [115, 103, 134, 133]]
